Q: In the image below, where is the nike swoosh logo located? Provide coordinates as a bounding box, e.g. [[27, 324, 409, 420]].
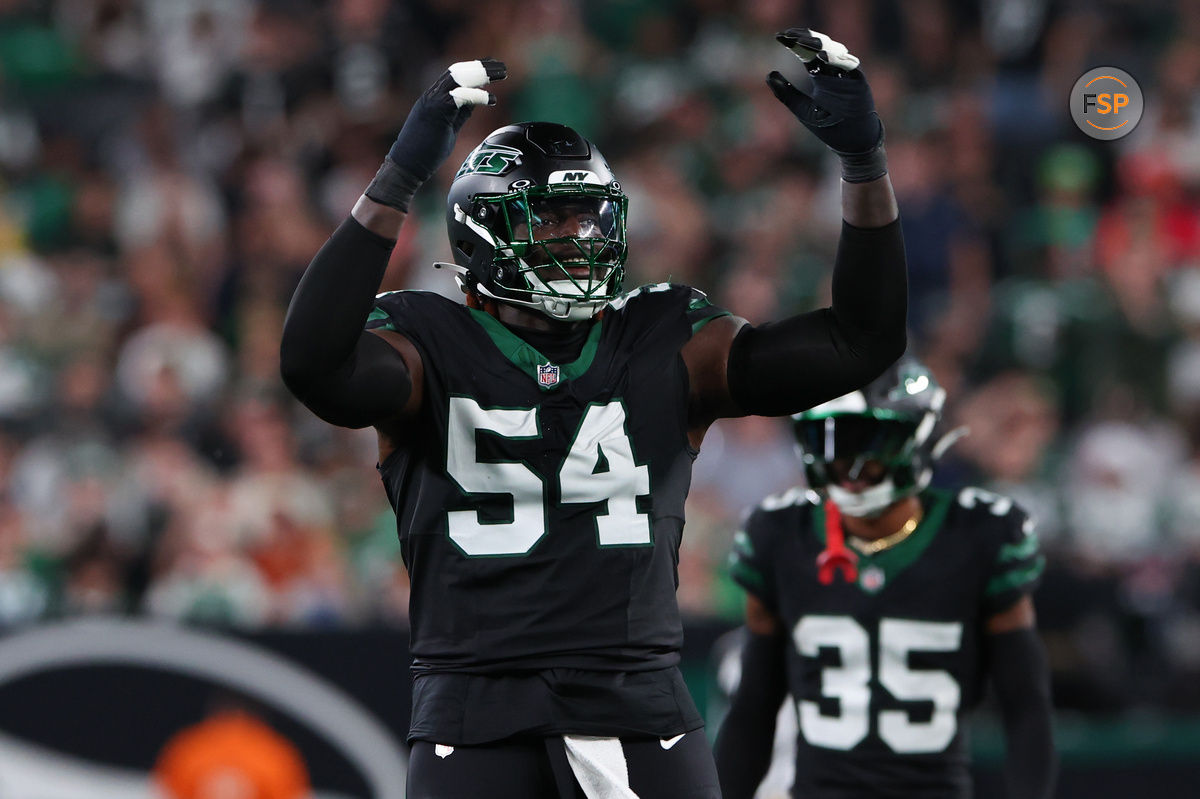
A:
[[660, 734, 685, 750]]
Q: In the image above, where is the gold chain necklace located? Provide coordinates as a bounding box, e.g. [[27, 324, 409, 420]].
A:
[[848, 507, 924, 556]]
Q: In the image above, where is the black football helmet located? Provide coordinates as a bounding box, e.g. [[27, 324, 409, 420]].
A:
[[792, 357, 953, 518], [437, 122, 628, 321]]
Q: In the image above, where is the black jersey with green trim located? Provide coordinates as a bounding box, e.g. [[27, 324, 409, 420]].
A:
[[729, 486, 1043, 798], [369, 283, 728, 676]]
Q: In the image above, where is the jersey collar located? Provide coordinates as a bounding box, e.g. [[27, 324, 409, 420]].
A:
[[467, 307, 603, 391], [814, 488, 953, 592]]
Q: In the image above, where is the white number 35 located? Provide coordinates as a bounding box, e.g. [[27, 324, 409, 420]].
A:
[[794, 615, 963, 753]]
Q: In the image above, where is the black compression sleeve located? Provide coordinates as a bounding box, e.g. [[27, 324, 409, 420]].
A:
[[713, 631, 789, 799], [280, 217, 413, 428], [988, 627, 1058, 799], [726, 218, 907, 416]]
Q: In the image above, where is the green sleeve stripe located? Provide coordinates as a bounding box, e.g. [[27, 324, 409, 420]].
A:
[[691, 309, 732, 333], [729, 558, 766, 592], [985, 555, 1045, 597], [998, 531, 1040, 563]]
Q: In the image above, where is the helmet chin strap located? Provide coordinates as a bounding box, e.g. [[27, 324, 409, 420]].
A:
[[432, 262, 605, 321], [524, 272, 609, 321], [530, 290, 606, 321], [826, 466, 934, 519]]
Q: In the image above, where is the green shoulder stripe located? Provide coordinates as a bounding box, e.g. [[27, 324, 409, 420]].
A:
[[366, 306, 397, 331], [985, 555, 1046, 597], [998, 529, 1040, 562], [686, 292, 732, 333], [731, 529, 755, 558], [729, 556, 766, 592]]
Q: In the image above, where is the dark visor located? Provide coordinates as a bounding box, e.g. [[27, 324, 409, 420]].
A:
[[795, 415, 919, 464]]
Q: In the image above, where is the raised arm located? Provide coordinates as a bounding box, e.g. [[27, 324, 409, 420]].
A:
[[685, 29, 906, 433], [279, 60, 506, 429]]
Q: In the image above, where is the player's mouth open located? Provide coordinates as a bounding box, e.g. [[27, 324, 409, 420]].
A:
[[530, 252, 600, 277]]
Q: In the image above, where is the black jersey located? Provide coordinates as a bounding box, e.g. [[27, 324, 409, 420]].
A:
[[367, 284, 729, 742], [729, 486, 1044, 799]]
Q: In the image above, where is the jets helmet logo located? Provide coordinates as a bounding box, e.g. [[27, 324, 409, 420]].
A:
[[456, 144, 523, 178]]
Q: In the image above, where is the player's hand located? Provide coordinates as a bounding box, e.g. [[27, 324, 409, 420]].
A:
[[767, 29, 886, 182], [394, 59, 507, 179], [366, 59, 507, 211]]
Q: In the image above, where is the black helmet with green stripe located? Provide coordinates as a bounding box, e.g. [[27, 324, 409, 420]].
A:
[[792, 357, 949, 518], [439, 122, 628, 322]]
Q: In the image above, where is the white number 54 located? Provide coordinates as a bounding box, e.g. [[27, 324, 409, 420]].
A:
[[445, 397, 651, 556]]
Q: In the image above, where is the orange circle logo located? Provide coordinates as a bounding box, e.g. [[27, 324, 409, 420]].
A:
[[1070, 67, 1143, 140]]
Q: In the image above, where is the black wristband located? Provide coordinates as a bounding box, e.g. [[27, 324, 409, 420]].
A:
[[836, 142, 888, 183], [364, 157, 424, 213]]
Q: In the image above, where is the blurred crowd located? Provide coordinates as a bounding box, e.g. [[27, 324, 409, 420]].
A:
[[0, 0, 1198, 715]]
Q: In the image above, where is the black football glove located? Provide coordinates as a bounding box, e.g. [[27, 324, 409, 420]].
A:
[[366, 59, 507, 212], [767, 29, 886, 183]]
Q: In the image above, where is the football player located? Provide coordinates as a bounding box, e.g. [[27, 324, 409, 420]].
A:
[[280, 29, 907, 799], [715, 357, 1057, 799]]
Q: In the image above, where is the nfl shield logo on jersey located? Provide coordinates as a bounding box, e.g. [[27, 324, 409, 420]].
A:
[[860, 565, 886, 593], [538, 363, 560, 387]]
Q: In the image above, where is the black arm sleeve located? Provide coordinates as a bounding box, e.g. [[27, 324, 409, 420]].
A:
[[279, 217, 413, 428], [713, 631, 790, 799], [987, 627, 1058, 799], [726, 218, 907, 416]]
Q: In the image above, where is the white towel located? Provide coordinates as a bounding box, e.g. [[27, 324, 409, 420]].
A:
[[561, 735, 640, 799]]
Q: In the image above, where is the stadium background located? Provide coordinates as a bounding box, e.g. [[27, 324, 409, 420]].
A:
[[0, 0, 1198, 796]]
